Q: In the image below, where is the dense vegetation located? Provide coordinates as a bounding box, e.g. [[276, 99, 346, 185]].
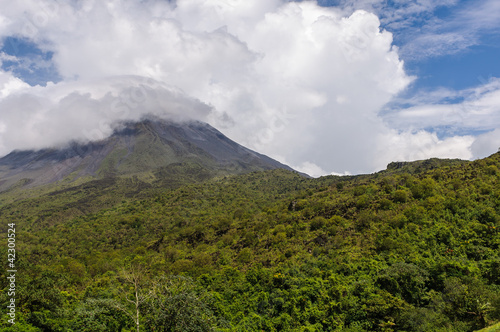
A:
[[1, 152, 499, 331]]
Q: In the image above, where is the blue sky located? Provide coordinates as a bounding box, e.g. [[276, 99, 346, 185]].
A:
[[409, 45, 500, 91], [0, 0, 499, 176], [322, 0, 500, 91], [1, 36, 60, 86], [383, 1, 500, 91]]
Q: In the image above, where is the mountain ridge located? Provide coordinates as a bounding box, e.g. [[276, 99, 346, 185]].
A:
[[0, 118, 298, 193]]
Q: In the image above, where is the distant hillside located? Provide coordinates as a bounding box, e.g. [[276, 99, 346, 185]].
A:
[[384, 157, 468, 174]]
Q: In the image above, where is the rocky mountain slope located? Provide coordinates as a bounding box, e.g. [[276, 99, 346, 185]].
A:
[[0, 118, 295, 192]]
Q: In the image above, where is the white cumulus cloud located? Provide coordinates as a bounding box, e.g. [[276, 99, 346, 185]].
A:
[[0, 0, 496, 175]]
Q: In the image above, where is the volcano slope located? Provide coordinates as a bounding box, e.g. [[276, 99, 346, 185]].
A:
[[0, 140, 499, 330]]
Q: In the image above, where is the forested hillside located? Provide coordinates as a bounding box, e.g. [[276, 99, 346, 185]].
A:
[[1, 152, 499, 331]]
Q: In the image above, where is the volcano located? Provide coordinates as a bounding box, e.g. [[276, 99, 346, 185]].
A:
[[0, 118, 297, 192]]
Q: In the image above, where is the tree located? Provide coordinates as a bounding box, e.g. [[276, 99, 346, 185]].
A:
[[144, 275, 222, 331], [115, 263, 153, 332]]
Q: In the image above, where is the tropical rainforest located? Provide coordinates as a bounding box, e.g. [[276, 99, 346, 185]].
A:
[[0, 152, 499, 331]]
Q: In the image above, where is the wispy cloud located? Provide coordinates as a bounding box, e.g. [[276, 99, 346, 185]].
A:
[[334, 0, 500, 60], [333, 0, 458, 28], [382, 77, 500, 159], [397, 0, 500, 59]]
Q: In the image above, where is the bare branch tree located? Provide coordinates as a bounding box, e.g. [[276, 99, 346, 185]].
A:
[[116, 263, 155, 332]]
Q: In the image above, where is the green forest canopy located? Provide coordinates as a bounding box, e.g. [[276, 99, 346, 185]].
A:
[[0, 153, 499, 331]]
